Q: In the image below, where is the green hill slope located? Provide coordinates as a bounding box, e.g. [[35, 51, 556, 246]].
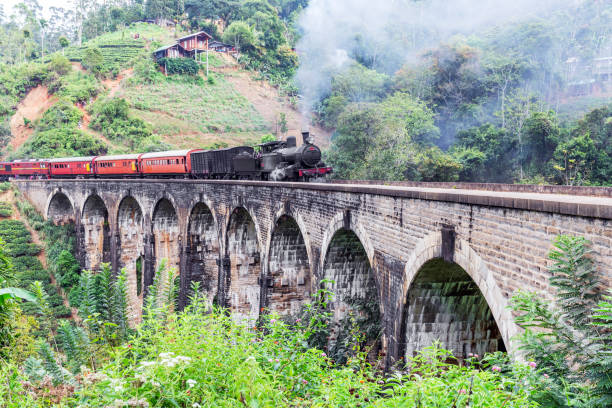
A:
[[1, 23, 325, 159]]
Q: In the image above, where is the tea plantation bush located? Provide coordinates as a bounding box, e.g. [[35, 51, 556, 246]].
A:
[[0, 219, 69, 318], [0, 202, 12, 218]]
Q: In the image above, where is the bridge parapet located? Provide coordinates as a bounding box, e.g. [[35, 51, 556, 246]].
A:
[[13, 179, 612, 365]]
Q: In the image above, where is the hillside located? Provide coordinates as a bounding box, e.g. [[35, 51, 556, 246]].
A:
[[1, 23, 329, 160]]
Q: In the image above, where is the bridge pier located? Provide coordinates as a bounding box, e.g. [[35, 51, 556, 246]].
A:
[[13, 179, 612, 363]]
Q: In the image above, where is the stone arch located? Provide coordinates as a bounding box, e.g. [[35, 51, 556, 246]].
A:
[[117, 196, 145, 322], [399, 231, 516, 361], [186, 202, 220, 303], [81, 194, 111, 271], [151, 198, 180, 277], [320, 226, 381, 360], [318, 211, 375, 275], [265, 214, 311, 316], [225, 206, 261, 322], [46, 191, 75, 224]]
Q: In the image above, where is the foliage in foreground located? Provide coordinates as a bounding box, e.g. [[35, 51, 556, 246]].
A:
[[511, 235, 612, 407], [70, 290, 539, 408]]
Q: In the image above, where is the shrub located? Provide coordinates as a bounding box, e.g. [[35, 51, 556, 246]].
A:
[[511, 235, 611, 406], [0, 202, 12, 218], [89, 97, 152, 146], [16, 127, 107, 159], [157, 57, 199, 76], [56, 71, 102, 104], [36, 100, 83, 131], [134, 56, 163, 84], [74, 292, 541, 407], [48, 55, 72, 76], [82, 47, 104, 74]]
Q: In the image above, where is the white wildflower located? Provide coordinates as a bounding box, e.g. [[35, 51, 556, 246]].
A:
[[192, 403, 201, 408], [138, 361, 157, 370], [186, 379, 197, 388]]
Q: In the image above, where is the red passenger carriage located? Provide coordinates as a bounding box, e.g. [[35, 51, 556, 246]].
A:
[[94, 154, 141, 178], [49, 157, 96, 178], [8, 160, 49, 179], [139, 149, 203, 177]]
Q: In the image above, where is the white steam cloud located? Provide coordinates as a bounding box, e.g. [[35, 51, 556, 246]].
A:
[[296, 0, 584, 115]]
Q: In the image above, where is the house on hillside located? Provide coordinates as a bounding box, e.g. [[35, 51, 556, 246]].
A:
[[208, 40, 236, 53], [593, 57, 612, 82], [177, 31, 213, 58], [153, 43, 187, 60], [153, 31, 213, 62]]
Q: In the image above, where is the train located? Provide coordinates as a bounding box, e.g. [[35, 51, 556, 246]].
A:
[[0, 131, 332, 182]]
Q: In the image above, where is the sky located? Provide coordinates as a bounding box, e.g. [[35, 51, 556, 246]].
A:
[[1, 0, 68, 18]]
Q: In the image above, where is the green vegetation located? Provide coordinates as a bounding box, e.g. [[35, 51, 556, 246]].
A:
[[0, 191, 609, 406], [14, 100, 107, 159], [157, 57, 199, 76], [15, 192, 83, 310], [511, 236, 612, 406], [65, 37, 147, 78], [0, 219, 69, 320], [123, 75, 268, 137], [0, 202, 13, 218]]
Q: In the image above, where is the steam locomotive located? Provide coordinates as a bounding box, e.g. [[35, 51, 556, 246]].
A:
[[0, 131, 332, 182]]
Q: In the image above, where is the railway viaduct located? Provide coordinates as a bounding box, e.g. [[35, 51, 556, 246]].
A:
[[13, 179, 612, 365]]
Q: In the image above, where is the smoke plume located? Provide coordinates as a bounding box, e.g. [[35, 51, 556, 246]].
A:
[[295, 0, 583, 115]]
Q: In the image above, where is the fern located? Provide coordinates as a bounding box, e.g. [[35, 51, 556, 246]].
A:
[[145, 258, 166, 311], [77, 270, 95, 320], [548, 235, 600, 329], [57, 321, 89, 373], [511, 235, 607, 407], [30, 281, 54, 340], [23, 357, 47, 384], [111, 267, 129, 340], [587, 289, 612, 405], [37, 341, 67, 386], [97, 263, 112, 322]]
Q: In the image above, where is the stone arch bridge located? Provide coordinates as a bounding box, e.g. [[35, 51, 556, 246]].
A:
[[14, 179, 612, 366]]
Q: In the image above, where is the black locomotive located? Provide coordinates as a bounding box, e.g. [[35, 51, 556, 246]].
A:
[[191, 131, 332, 181]]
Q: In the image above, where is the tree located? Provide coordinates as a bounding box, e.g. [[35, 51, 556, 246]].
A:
[[415, 147, 462, 182], [58, 36, 69, 55], [482, 53, 529, 129], [455, 124, 518, 182], [81, 46, 104, 74], [325, 103, 382, 180], [511, 235, 611, 406], [38, 18, 47, 60], [523, 110, 559, 176], [552, 133, 597, 186], [331, 64, 388, 103], [72, 0, 92, 46], [502, 91, 539, 180], [222, 21, 255, 53]]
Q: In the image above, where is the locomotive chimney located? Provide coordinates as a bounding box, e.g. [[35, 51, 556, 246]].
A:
[[301, 129, 311, 144]]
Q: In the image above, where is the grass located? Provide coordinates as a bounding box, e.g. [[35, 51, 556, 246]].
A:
[[123, 74, 269, 146]]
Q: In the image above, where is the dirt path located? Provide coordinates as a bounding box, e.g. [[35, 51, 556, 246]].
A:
[[0, 188, 80, 321], [102, 68, 134, 98], [214, 55, 332, 147], [9, 86, 58, 151]]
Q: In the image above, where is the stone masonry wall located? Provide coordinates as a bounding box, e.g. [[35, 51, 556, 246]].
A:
[[14, 180, 612, 366]]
